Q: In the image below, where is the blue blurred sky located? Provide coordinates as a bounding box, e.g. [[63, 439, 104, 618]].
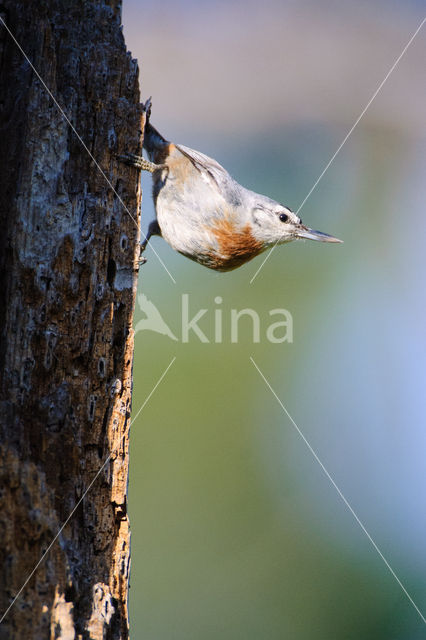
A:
[[123, 2, 426, 637]]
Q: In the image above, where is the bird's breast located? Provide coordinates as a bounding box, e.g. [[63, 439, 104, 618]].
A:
[[205, 217, 264, 270]]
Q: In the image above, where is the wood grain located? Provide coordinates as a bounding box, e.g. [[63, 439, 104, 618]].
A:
[[0, 1, 142, 637]]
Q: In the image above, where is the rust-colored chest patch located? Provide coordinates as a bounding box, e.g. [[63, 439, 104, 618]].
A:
[[208, 218, 264, 271]]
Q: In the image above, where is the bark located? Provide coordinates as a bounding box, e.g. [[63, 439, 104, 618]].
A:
[[0, 1, 142, 638]]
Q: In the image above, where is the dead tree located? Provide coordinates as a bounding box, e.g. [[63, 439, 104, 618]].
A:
[[0, 1, 142, 637]]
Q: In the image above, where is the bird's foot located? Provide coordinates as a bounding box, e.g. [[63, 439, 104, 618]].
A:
[[118, 152, 163, 174], [117, 153, 156, 173]]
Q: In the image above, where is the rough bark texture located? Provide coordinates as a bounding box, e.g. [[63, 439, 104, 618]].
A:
[[0, 1, 142, 638]]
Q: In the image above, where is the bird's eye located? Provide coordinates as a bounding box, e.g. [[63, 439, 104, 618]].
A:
[[279, 213, 288, 222]]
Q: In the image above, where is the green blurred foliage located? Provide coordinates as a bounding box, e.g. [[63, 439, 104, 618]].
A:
[[124, 2, 426, 637]]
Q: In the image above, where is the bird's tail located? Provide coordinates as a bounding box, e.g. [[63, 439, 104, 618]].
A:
[[142, 98, 170, 163]]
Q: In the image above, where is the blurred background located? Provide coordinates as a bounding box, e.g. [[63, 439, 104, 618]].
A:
[[123, 1, 426, 637]]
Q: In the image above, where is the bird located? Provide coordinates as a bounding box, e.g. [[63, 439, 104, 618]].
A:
[[120, 99, 342, 271]]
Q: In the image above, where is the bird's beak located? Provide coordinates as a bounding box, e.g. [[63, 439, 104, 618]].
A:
[[294, 224, 343, 243]]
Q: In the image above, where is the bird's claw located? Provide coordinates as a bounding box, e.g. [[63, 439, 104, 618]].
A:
[[138, 243, 148, 266], [118, 152, 144, 168], [118, 152, 163, 174]]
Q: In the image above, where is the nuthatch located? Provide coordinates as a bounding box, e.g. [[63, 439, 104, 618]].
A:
[[120, 99, 342, 271]]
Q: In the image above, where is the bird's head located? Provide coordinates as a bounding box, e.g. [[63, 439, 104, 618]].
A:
[[250, 198, 342, 247]]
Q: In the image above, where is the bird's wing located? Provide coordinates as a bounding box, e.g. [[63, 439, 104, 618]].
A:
[[176, 144, 230, 188]]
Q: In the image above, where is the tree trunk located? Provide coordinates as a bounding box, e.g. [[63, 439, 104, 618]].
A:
[[0, 1, 142, 637]]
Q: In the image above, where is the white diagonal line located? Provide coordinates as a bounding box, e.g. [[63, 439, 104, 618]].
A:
[[250, 356, 426, 625], [0, 356, 176, 625], [0, 16, 176, 284], [249, 17, 426, 284]]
